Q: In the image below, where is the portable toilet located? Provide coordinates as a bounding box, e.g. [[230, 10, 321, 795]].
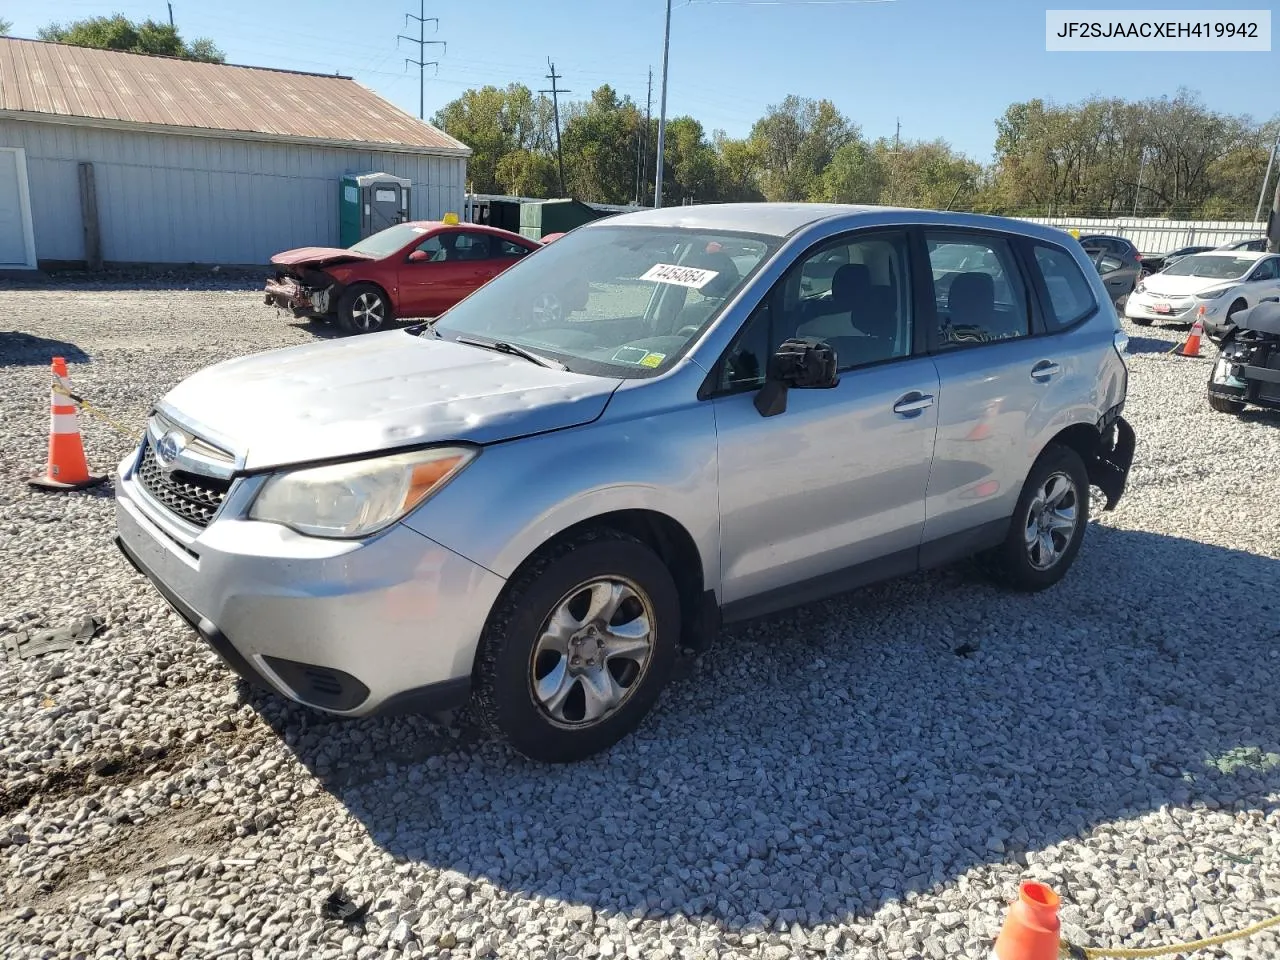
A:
[[340, 173, 412, 247]]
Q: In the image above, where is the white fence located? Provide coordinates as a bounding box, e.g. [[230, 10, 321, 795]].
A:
[[1019, 217, 1265, 255]]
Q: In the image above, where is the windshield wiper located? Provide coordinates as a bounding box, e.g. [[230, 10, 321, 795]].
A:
[[405, 319, 441, 338], [453, 336, 567, 370]]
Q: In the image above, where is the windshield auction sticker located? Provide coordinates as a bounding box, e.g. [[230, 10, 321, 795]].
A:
[[1046, 10, 1271, 50], [640, 263, 720, 289]]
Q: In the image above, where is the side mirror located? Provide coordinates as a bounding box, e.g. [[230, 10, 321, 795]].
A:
[[754, 337, 840, 418], [408, 250, 429, 263]]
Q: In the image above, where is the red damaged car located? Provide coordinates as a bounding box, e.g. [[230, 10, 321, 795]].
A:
[[264, 221, 542, 334]]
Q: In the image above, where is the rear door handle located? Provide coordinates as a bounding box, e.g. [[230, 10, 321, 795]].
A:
[[893, 393, 935, 416], [1030, 360, 1061, 382]]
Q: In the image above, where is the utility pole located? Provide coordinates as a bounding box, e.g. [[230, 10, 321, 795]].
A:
[[1255, 130, 1279, 223], [654, 0, 673, 208], [167, 3, 174, 28], [1269, 173, 1280, 254], [540, 60, 570, 196], [398, 0, 445, 120], [894, 117, 901, 151], [635, 69, 652, 205], [1133, 147, 1146, 217], [643, 69, 653, 205]]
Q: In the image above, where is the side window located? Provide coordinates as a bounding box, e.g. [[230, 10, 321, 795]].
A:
[[498, 239, 529, 258], [926, 232, 1029, 346], [453, 232, 491, 261], [1097, 255, 1123, 275], [717, 230, 915, 389], [413, 235, 446, 261], [1033, 243, 1097, 330], [1249, 258, 1278, 282], [719, 302, 773, 392]]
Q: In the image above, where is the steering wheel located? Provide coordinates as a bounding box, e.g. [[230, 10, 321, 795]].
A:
[[530, 291, 563, 326], [676, 324, 701, 338]]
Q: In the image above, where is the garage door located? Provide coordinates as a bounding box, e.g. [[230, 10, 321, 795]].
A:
[[0, 148, 35, 268]]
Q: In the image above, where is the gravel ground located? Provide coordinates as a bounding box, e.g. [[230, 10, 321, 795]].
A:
[[2, 279, 1279, 960]]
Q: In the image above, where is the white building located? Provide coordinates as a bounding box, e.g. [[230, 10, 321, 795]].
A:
[[0, 37, 470, 270]]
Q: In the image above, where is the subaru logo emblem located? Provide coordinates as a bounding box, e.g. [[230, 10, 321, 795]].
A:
[[155, 430, 187, 466]]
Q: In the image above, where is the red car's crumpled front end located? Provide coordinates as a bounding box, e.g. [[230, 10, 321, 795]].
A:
[[263, 247, 373, 319]]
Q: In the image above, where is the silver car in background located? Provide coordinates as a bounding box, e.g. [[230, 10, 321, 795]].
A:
[[114, 204, 1135, 762]]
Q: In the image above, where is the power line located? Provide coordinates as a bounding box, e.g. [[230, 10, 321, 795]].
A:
[[398, 0, 446, 119], [540, 60, 571, 196]]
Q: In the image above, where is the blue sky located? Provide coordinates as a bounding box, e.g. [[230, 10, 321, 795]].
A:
[[6, 1, 1278, 161]]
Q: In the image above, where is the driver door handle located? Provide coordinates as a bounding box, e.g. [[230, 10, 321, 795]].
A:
[[893, 393, 935, 416], [1030, 360, 1061, 382]]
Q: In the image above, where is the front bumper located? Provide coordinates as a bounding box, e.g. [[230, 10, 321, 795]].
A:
[[1124, 291, 1207, 323], [1209, 353, 1280, 410], [263, 279, 332, 318], [114, 450, 506, 716]]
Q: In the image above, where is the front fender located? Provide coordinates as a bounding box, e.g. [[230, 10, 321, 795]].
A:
[[400, 401, 721, 589]]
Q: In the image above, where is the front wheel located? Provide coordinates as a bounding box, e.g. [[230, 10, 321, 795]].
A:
[[338, 284, 392, 334], [473, 530, 681, 763], [983, 444, 1090, 592], [1226, 299, 1249, 327]]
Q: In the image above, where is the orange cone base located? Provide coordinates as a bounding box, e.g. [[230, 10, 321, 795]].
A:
[[28, 473, 107, 492]]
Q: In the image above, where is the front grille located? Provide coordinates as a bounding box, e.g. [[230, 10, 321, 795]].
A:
[[136, 441, 231, 528]]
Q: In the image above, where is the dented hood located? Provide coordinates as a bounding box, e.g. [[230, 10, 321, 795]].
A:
[[270, 246, 376, 268], [159, 331, 623, 470]]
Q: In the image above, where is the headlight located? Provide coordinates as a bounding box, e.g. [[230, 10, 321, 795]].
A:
[[1196, 287, 1231, 300], [1134, 280, 1146, 295], [249, 446, 476, 538]]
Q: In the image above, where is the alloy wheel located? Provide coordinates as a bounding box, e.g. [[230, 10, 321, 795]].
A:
[[1023, 471, 1079, 570], [352, 292, 385, 331], [530, 577, 655, 728]]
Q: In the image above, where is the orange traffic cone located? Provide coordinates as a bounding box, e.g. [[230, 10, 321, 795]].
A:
[[28, 357, 106, 492], [1176, 310, 1205, 358], [992, 881, 1062, 960]]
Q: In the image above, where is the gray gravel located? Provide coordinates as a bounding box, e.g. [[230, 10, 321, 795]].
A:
[[2, 282, 1279, 960]]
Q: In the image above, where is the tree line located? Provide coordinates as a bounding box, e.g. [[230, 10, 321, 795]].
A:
[[436, 84, 1279, 220]]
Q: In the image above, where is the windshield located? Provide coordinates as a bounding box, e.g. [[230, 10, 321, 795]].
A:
[[432, 225, 780, 376], [349, 223, 430, 257], [1161, 255, 1255, 280]]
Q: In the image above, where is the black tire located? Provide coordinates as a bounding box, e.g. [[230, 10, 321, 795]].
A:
[[1226, 299, 1249, 326], [1208, 392, 1245, 414], [338, 284, 392, 334], [983, 444, 1090, 593], [473, 529, 681, 763], [1130, 316, 1153, 327]]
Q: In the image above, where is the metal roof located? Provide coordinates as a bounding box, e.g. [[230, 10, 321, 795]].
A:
[[0, 38, 470, 156]]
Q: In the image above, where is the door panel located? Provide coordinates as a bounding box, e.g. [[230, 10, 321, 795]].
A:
[[0, 150, 30, 267], [923, 338, 1074, 542], [397, 233, 465, 317], [714, 357, 940, 605]]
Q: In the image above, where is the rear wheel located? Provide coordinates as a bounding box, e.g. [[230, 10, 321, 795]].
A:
[[473, 529, 681, 763], [338, 284, 392, 334], [1208, 392, 1246, 414], [983, 444, 1090, 592]]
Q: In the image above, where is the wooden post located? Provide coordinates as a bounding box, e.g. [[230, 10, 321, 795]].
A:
[[78, 162, 103, 271]]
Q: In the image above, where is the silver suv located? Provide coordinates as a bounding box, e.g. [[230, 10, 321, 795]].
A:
[[114, 204, 1135, 762]]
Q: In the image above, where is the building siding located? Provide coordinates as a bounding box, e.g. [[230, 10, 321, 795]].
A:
[[0, 119, 466, 265]]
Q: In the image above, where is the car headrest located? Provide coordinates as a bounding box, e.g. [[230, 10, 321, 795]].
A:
[[948, 271, 995, 321], [831, 263, 871, 306], [695, 252, 741, 298]]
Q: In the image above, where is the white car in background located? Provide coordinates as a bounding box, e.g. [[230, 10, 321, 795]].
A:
[[1125, 251, 1280, 337]]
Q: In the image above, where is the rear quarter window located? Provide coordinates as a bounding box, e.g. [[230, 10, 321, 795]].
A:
[[1033, 244, 1097, 330]]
